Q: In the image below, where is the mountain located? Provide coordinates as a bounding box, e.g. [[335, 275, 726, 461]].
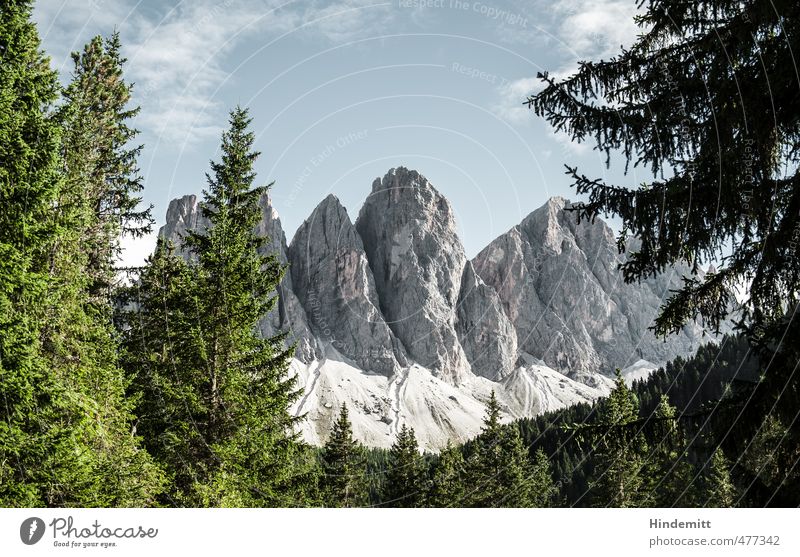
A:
[[471, 196, 712, 384], [159, 167, 719, 449], [356, 168, 470, 384], [287, 194, 407, 375]]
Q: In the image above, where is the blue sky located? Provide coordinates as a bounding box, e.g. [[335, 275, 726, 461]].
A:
[[34, 0, 647, 264]]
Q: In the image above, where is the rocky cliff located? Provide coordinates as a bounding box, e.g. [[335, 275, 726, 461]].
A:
[[158, 168, 719, 449]]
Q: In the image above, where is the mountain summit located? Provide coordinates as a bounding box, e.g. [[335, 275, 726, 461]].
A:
[[159, 167, 719, 449]]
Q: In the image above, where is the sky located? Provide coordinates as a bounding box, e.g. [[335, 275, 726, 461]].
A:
[[34, 0, 648, 264]]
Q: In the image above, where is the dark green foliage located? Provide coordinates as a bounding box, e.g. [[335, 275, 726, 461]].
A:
[[382, 425, 427, 507], [529, 448, 558, 508], [320, 405, 367, 507], [515, 335, 799, 507], [528, 0, 800, 338], [700, 448, 738, 507], [119, 241, 199, 503], [587, 372, 648, 507], [0, 2, 161, 506], [528, 0, 800, 506], [640, 396, 698, 507], [463, 392, 551, 507], [122, 108, 315, 507], [427, 441, 466, 507]]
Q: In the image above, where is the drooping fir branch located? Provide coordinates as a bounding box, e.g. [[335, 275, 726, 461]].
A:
[[527, 0, 800, 340]]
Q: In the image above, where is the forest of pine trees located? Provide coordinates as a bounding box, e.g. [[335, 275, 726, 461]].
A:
[[1, 0, 797, 508]]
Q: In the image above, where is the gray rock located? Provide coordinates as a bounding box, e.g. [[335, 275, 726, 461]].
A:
[[287, 194, 407, 374], [158, 192, 319, 362], [473, 196, 719, 381], [159, 194, 207, 259], [355, 167, 470, 383], [455, 262, 518, 380], [160, 174, 721, 388]]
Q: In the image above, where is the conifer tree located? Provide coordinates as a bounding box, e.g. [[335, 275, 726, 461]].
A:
[[119, 240, 198, 504], [428, 441, 466, 507], [641, 396, 696, 507], [589, 372, 647, 507], [465, 392, 540, 507], [125, 107, 315, 506], [58, 32, 152, 302], [527, 0, 800, 488], [701, 448, 738, 508], [383, 424, 426, 507], [0, 1, 161, 506], [529, 448, 558, 508], [320, 404, 367, 507], [0, 0, 77, 506]]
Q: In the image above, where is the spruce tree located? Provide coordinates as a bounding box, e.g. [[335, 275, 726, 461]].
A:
[[0, 0, 75, 506], [383, 424, 426, 507], [125, 107, 315, 506], [119, 240, 198, 504], [589, 372, 647, 507], [465, 392, 540, 507], [427, 441, 466, 507], [529, 448, 558, 508], [641, 396, 697, 507], [527, 0, 799, 339], [702, 448, 738, 507], [0, 2, 161, 506], [527, 0, 800, 490], [58, 33, 152, 301], [320, 404, 366, 507]]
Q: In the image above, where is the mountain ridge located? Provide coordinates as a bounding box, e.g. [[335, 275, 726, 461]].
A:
[[158, 167, 720, 449]]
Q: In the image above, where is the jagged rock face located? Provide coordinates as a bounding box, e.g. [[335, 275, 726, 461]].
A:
[[158, 192, 319, 362], [287, 194, 407, 375], [159, 171, 723, 449], [160, 194, 207, 258], [455, 262, 517, 381], [472, 197, 713, 381], [355, 168, 470, 383]]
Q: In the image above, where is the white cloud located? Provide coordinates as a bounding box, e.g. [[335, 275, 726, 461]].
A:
[[301, 0, 395, 43], [122, 0, 291, 146], [491, 75, 542, 125], [34, 0, 142, 72], [552, 0, 642, 61], [493, 0, 642, 143], [35, 0, 396, 147], [549, 125, 589, 156], [491, 66, 576, 127]]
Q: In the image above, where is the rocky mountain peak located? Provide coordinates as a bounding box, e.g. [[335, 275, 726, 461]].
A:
[[356, 168, 469, 383], [288, 193, 406, 375], [159, 171, 721, 449], [370, 166, 424, 192]]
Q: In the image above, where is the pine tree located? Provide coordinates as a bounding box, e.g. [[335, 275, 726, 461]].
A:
[[58, 32, 152, 302], [529, 448, 558, 508], [320, 404, 367, 507], [427, 441, 466, 507], [589, 372, 647, 507], [383, 424, 426, 507], [465, 392, 540, 507], [641, 396, 697, 507], [119, 240, 198, 504], [527, 0, 800, 339], [124, 107, 315, 506], [527, 0, 800, 494], [702, 448, 738, 507], [0, 2, 161, 506]]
